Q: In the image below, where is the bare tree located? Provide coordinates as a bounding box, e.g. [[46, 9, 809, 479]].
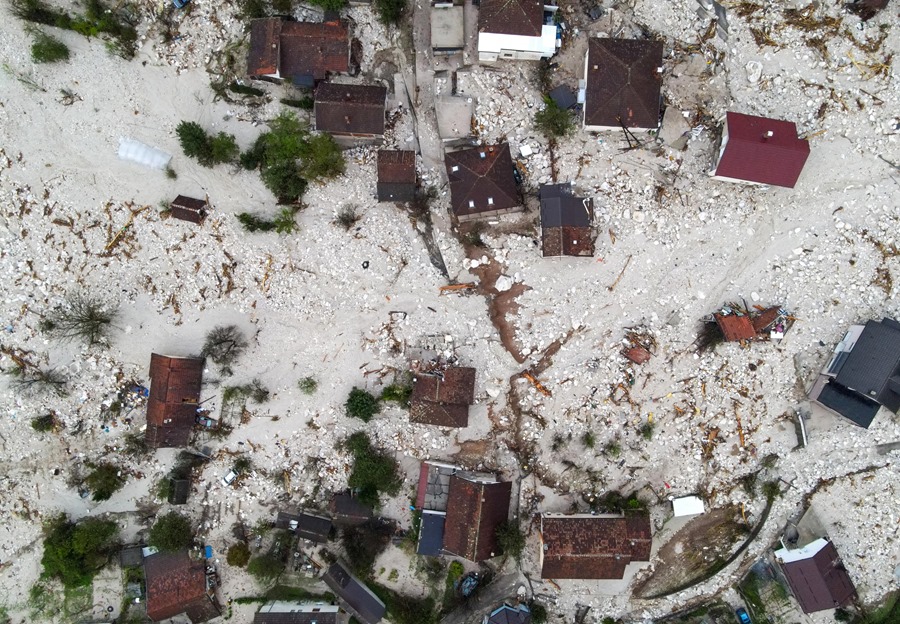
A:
[[201, 325, 247, 369], [45, 293, 117, 347], [9, 365, 68, 396]]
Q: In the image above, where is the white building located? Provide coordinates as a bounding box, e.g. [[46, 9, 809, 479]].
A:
[[477, 0, 558, 62]]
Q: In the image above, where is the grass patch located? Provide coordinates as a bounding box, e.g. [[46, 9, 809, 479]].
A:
[[12, 0, 138, 59], [31, 31, 70, 63]]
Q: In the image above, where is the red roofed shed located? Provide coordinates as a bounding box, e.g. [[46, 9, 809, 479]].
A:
[[713, 112, 810, 188]]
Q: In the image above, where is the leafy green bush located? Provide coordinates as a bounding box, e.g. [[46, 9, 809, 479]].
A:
[[209, 132, 239, 164], [345, 387, 380, 422], [175, 121, 238, 167], [530, 602, 548, 624], [344, 432, 402, 508], [380, 382, 412, 406], [237, 212, 276, 232], [273, 207, 298, 234], [604, 440, 621, 457], [227, 542, 251, 567], [12, 0, 136, 58], [247, 552, 284, 585], [582, 430, 595, 448], [40, 514, 119, 588], [639, 421, 655, 440], [149, 512, 193, 552], [374, 0, 406, 25], [299, 133, 345, 180], [304, 0, 347, 10], [31, 413, 59, 432], [495, 520, 526, 563], [84, 463, 125, 501], [298, 377, 318, 395], [534, 97, 574, 138], [31, 31, 70, 63]]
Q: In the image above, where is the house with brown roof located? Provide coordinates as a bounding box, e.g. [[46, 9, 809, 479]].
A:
[[247, 18, 349, 87], [477, 0, 559, 62], [583, 38, 663, 132], [539, 513, 652, 579], [712, 112, 810, 188], [145, 551, 220, 623], [410, 367, 476, 427], [377, 150, 416, 202], [539, 183, 594, 257], [774, 538, 856, 613], [146, 354, 204, 449], [314, 83, 387, 141], [445, 144, 521, 221]]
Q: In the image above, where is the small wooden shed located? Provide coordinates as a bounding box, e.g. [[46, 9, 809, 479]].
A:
[[170, 195, 209, 224]]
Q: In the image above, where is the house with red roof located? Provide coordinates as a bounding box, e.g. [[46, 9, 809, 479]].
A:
[[712, 112, 810, 188], [539, 513, 652, 579], [145, 354, 204, 449], [409, 367, 476, 427], [247, 18, 349, 87], [145, 551, 220, 623]]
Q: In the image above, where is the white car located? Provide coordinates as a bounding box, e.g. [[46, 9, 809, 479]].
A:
[[221, 470, 237, 487]]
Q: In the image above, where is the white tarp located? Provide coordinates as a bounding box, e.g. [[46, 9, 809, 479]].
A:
[[118, 137, 172, 170], [672, 495, 706, 517]]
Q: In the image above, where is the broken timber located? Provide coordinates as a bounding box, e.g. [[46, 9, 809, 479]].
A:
[[439, 283, 477, 294], [522, 371, 552, 397]]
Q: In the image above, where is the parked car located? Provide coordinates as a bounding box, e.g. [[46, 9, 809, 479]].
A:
[[221, 470, 237, 487], [172, 0, 190, 8], [736, 607, 752, 624]]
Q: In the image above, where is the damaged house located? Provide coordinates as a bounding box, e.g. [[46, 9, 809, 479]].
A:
[[477, 0, 559, 62], [701, 304, 791, 348], [314, 83, 387, 141], [774, 538, 857, 613], [145, 353, 204, 449], [539, 183, 594, 257], [247, 17, 349, 86], [539, 513, 652, 579], [808, 317, 900, 428], [409, 366, 476, 427], [445, 144, 521, 221]]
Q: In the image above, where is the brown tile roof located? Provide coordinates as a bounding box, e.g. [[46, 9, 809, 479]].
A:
[[478, 0, 543, 36], [145, 551, 220, 623], [377, 150, 416, 201], [779, 541, 857, 613], [443, 478, 512, 561], [315, 83, 387, 137], [584, 38, 663, 129], [539, 514, 652, 579], [146, 354, 204, 449], [713, 313, 756, 342], [445, 144, 520, 219], [409, 367, 476, 427], [248, 18, 349, 81]]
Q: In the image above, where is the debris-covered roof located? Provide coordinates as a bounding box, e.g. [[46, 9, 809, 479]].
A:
[[539, 183, 594, 257], [144, 551, 220, 623], [314, 83, 387, 137], [539, 514, 652, 579], [409, 367, 476, 427], [710, 305, 792, 344], [330, 492, 374, 525], [146, 354, 204, 449], [714, 112, 810, 188], [445, 144, 520, 220], [584, 38, 663, 130], [443, 477, 512, 561], [478, 0, 543, 37], [776, 539, 857, 613], [275, 511, 333, 542], [247, 18, 349, 81], [322, 561, 386, 624]]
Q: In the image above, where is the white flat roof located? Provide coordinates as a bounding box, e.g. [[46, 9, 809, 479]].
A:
[[672, 496, 705, 517], [477, 25, 557, 56], [774, 537, 829, 563]]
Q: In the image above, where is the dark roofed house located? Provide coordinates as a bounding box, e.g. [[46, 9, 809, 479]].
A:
[[377, 150, 416, 202], [809, 318, 900, 428], [170, 477, 191, 505], [146, 354, 204, 449], [247, 18, 349, 86], [314, 83, 387, 139], [775, 538, 856, 613], [539, 513, 652, 579], [275, 511, 333, 543], [477, 0, 558, 62], [712, 112, 810, 188], [539, 183, 594, 257], [486, 603, 532, 624], [445, 144, 521, 221], [583, 38, 663, 131], [417, 512, 446, 556], [144, 551, 220, 623], [170, 195, 209, 224], [443, 477, 512, 561], [330, 492, 374, 526], [410, 367, 476, 427], [254, 601, 343, 624], [322, 562, 386, 624]]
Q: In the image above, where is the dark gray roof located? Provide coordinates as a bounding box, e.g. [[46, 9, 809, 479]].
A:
[[120, 546, 144, 568], [540, 184, 591, 227], [487, 604, 532, 624], [817, 382, 880, 429], [780, 541, 857, 613], [330, 493, 374, 525], [169, 478, 190, 505], [275, 511, 333, 543], [323, 562, 386, 624], [549, 85, 576, 110], [833, 318, 900, 411], [416, 513, 446, 556]]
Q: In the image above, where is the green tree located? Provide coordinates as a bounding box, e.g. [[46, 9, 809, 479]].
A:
[[534, 97, 574, 138], [344, 432, 402, 508], [85, 463, 125, 501], [373, 0, 406, 25], [209, 132, 239, 163], [299, 133, 345, 180], [342, 520, 392, 578], [31, 31, 70, 63], [149, 512, 193, 552], [227, 542, 251, 567], [40, 515, 119, 588], [530, 602, 548, 624], [247, 551, 284, 585], [176, 121, 210, 161], [345, 387, 380, 422], [305, 0, 346, 10], [495, 520, 526, 563]]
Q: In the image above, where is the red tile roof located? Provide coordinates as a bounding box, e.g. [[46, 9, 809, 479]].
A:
[[714, 112, 810, 188], [248, 18, 349, 81], [409, 367, 476, 427], [713, 313, 756, 342], [443, 478, 512, 561], [315, 83, 387, 137], [146, 354, 203, 449], [540, 514, 651, 579], [377, 150, 416, 184], [478, 0, 542, 36], [145, 551, 220, 623], [446, 144, 520, 220], [584, 38, 663, 130]]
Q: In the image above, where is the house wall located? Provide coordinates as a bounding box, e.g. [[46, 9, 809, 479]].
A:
[[456, 205, 524, 222], [477, 26, 557, 61]]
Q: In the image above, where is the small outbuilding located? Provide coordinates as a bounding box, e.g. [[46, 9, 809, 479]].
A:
[[377, 150, 416, 202], [671, 495, 705, 517], [329, 492, 374, 526], [539, 183, 594, 257], [170, 196, 209, 224], [712, 112, 810, 188]]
